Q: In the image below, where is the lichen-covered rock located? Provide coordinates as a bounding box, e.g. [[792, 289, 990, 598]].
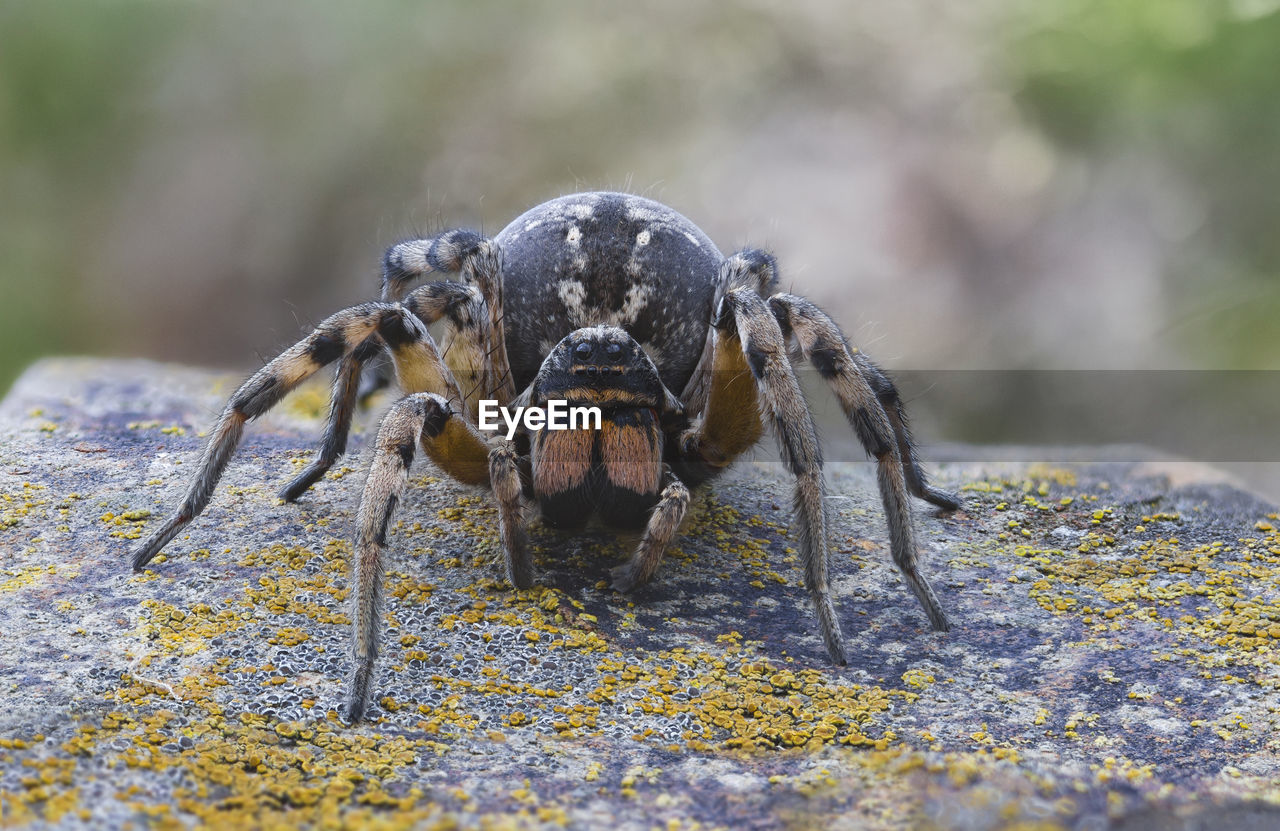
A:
[[1, 357, 1278, 829]]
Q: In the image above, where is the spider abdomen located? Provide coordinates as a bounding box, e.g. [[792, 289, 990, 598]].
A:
[[495, 192, 724, 395]]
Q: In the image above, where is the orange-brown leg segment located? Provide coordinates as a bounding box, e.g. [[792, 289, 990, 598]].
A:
[[288, 275, 502, 502], [673, 316, 764, 485], [678, 249, 781, 416], [357, 237, 437, 402], [676, 277, 848, 665], [360, 230, 516, 409]]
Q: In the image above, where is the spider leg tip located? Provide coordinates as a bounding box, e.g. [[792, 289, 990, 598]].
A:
[[923, 486, 962, 512], [608, 564, 637, 594]]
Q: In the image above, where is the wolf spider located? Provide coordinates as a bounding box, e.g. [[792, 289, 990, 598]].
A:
[[130, 192, 959, 723]]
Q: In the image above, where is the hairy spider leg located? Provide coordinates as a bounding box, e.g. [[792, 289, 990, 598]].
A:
[[293, 233, 515, 499], [609, 466, 691, 592], [356, 237, 436, 402], [130, 301, 446, 571], [671, 253, 848, 664], [344, 392, 509, 724], [769, 293, 955, 633]]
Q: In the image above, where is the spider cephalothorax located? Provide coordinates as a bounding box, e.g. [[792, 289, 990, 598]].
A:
[[130, 191, 959, 724], [527, 326, 681, 532]]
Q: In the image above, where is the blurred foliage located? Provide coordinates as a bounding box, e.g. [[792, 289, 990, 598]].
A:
[[0, 2, 185, 383], [0, 0, 819, 392], [2, 0, 1279, 398], [1005, 0, 1280, 366]]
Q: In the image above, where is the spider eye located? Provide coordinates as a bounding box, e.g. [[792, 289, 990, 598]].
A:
[[604, 342, 622, 359], [573, 341, 594, 361]]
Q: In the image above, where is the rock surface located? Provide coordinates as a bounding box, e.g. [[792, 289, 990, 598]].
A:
[[1, 358, 1278, 830]]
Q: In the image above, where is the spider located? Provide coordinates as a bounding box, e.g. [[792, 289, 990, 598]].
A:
[[130, 191, 959, 724]]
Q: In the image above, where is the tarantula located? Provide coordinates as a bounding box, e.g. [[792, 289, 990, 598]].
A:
[[130, 192, 959, 723]]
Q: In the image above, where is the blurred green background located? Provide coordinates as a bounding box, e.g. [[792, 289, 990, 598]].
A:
[[2, 1, 1278, 483]]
